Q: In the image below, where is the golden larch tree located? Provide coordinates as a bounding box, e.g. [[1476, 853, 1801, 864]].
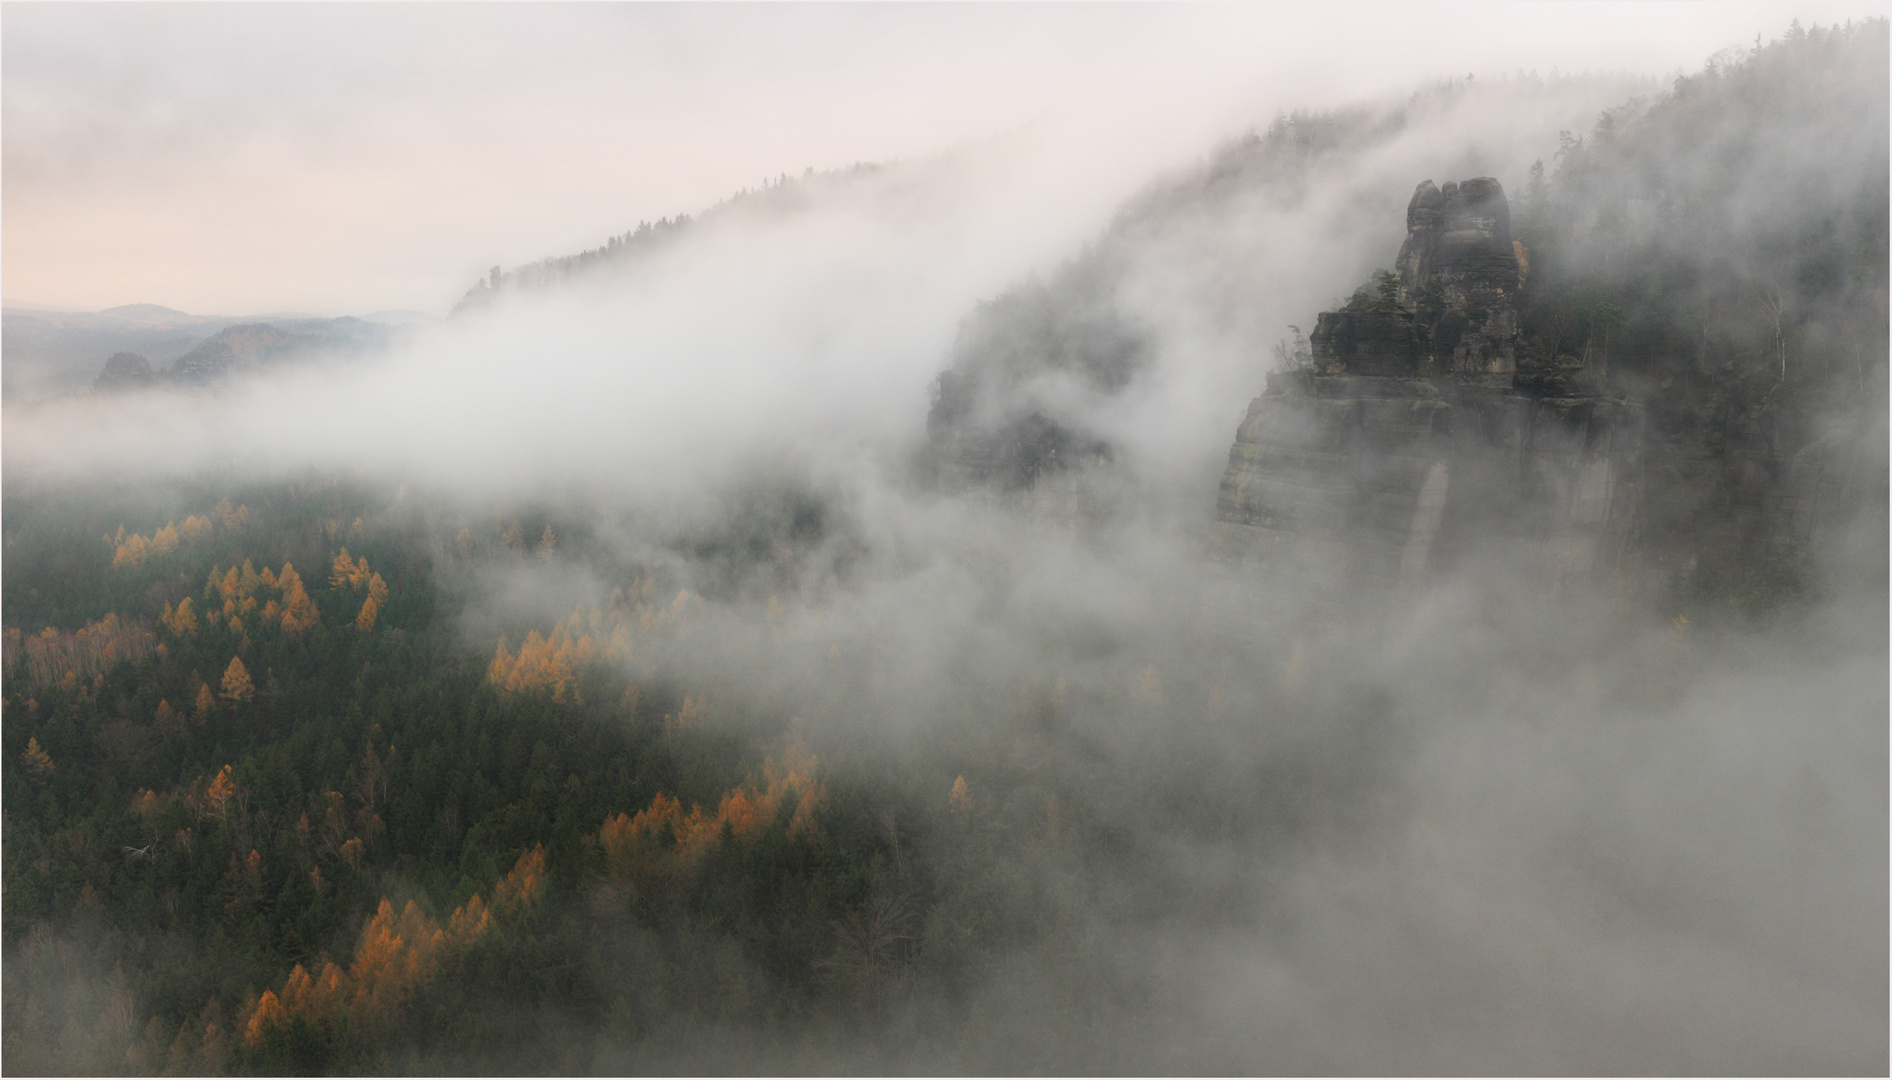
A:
[[113, 534, 150, 568], [160, 597, 199, 637], [221, 656, 255, 702], [329, 549, 360, 589], [243, 991, 286, 1047], [277, 563, 319, 633], [355, 596, 379, 633], [215, 498, 248, 531], [21, 736, 54, 779], [205, 766, 237, 822]]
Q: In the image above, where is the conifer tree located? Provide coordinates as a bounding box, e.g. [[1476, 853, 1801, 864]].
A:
[[278, 563, 319, 632], [355, 596, 379, 632], [21, 736, 54, 779], [113, 533, 149, 567], [204, 766, 237, 823], [160, 598, 199, 637], [330, 549, 358, 589], [221, 656, 255, 702]]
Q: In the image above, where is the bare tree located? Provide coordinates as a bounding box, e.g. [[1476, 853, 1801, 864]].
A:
[[818, 893, 913, 1011]]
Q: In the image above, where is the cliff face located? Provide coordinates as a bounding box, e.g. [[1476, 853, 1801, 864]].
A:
[[1215, 178, 1639, 591]]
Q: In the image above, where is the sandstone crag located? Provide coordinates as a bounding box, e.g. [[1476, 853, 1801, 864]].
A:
[[1216, 177, 1639, 593]]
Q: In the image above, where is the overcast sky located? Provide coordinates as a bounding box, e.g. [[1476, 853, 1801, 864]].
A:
[[3, 2, 1878, 317]]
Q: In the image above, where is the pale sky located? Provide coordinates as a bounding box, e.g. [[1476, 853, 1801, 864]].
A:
[[3, 2, 1879, 316]]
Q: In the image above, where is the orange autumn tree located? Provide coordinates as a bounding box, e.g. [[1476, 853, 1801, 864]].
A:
[[195, 558, 319, 634], [215, 498, 249, 531], [329, 548, 372, 590], [277, 563, 319, 633], [486, 607, 629, 702], [21, 737, 54, 779], [236, 846, 545, 1048], [329, 548, 389, 631], [159, 597, 199, 638], [600, 738, 825, 902], [355, 596, 379, 632], [112, 532, 149, 568], [220, 657, 254, 702], [488, 590, 713, 703], [109, 513, 220, 568], [202, 766, 238, 824]]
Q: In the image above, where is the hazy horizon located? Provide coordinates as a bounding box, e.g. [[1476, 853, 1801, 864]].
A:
[[5, 1, 1882, 317]]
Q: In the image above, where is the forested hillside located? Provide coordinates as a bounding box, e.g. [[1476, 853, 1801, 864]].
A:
[[9, 473, 1416, 1073], [930, 23, 1888, 615], [1511, 21, 1887, 601]]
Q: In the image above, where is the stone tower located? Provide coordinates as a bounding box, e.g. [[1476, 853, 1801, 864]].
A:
[[1215, 178, 1638, 596]]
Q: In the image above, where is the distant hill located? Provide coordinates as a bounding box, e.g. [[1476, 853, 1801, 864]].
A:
[[97, 303, 194, 320], [3, 306, 231, 399], [3, 305, 423, 400]]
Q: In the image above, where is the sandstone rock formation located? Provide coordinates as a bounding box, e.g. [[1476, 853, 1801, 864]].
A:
[[92, 351, 155, 393], [1215, 178, 1639, 592], [166, 323, 333, 386]]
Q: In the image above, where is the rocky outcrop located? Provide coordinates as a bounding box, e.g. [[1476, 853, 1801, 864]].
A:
[[93, 351, 155, 393], [1307, 178, 1523, 385], [166, 323, 326, 386], [83, 318, 397, 393], [1216, 178, 1639, 591], [168, 339, 239, 386]]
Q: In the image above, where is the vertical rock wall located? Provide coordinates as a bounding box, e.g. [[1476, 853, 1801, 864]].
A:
[[1216, 178, 1641, 593]]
